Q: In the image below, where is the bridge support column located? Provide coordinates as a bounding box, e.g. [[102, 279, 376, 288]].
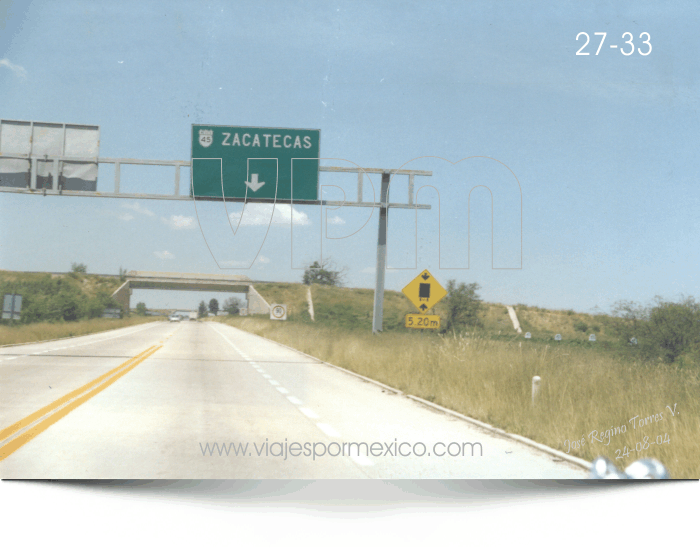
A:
[[111, 281, 131, 315], [247, 285, 271, 315]]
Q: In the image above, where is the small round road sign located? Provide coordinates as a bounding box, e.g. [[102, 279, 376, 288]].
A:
[[270, 304, 287, 321]]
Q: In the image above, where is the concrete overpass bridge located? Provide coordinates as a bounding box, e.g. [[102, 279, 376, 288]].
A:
[[111, 271, 271, 314]]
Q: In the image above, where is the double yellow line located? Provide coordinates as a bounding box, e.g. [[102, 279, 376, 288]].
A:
[[0, 344, 162, 461]]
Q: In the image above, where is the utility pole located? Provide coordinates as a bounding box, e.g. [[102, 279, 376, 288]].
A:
[[372, 172, 390, 333]]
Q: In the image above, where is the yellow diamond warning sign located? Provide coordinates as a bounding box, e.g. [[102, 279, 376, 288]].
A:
[[402, 270, 447, 313]]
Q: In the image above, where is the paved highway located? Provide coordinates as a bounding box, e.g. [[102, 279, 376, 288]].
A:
[[0, 321, 587, 479]]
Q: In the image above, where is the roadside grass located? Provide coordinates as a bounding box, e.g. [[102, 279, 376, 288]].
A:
[[0, 270, 123, 297], [252, 283, 311, 320], [0, 316, 160, 346], [252, 282, 617, 343], [514, 305, 611, 342], [215, 316, 700, 478]]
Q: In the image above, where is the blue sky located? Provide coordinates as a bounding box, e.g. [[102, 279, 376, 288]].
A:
[[1, 0, 698, 313]]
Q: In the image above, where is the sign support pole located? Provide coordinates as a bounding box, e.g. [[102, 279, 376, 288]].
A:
[[372, 172, 390, 333]]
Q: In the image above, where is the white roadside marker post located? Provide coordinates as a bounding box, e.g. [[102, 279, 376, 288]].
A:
[[532, 375, 541, 407]]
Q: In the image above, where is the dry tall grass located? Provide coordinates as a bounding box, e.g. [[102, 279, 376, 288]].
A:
[[0, 316, 160, 346], [217, 317, 700, 478]]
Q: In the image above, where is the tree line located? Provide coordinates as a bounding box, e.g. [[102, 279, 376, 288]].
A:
[[0, 269, 120, 323], [299, 258, 698, 366], [609, 296, 700, 365], [196, 297, 242, 318], [134, 297, 242, 318]]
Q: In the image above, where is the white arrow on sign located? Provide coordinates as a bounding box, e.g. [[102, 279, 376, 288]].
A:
[[245, 173, 265, 192]]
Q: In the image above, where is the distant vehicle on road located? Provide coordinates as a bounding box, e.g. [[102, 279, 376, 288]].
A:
[[189, 312, 197, 321], [169, 314, 181, 322]]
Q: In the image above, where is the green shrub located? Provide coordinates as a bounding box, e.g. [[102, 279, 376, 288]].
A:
[[574, 320, 588, 333], [610, 296, 700, 365], [443, 280, 482, 333]]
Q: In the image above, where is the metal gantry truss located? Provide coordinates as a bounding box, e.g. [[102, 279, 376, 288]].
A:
[[0, 153, 431, 210]]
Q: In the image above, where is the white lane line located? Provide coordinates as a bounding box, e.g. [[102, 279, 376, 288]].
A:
[[229, 351, 371, 466], [316, 423, 340, 437], [48, 322, 163, 351], [211, 325, 335, 431], [299, 407, 320, 419], [209, 325, 258, 364], [6, 356, 18, 360], [4, 322, 164, 358], [211, 325, 291, 399]]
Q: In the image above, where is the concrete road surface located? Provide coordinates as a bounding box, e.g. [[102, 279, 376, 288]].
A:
[[0, 321, 587, 479]]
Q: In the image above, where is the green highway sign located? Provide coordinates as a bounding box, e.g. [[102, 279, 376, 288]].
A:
[[191, 125, 320, 201]]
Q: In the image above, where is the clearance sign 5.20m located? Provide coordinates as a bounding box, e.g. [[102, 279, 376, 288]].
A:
[[402, 270, 447, 330], [191, 125, 320, 201]]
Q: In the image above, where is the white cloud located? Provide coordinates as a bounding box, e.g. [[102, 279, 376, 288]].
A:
[[0, 58, 27, 79], [118, 213, 134, 221], [218, 255, 270, 268], [326, 215, 345, 225], [228, 204, 310, 226], [122, 202, 155, 217], [161, 215, 197, 230], [219, 259, 251, 268], [154, 250, 174, 260]]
